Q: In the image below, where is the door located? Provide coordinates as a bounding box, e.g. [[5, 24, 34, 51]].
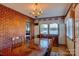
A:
[[40, 23, 59, 47], [49, 23, 59, 46], [40, 24, 49, 48], [40, 24, 48, 38]]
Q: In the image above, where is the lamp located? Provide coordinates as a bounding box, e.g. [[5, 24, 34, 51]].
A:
[[30, 3, 43, 18]]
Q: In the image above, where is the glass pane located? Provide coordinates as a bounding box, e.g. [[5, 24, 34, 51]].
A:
[[40, 24, 48, 35], [26, 23, 30, 32], [66, 18, 73, 39], [26, 23, 30, 42], [49, 23, 58, 35], [40, 38, 49, 48]]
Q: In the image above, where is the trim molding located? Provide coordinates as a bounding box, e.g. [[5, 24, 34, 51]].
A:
[[65, 3, 78, 18], [74, 3, 78, 9], [65, 3, 73, 17], [38, 16, 65, 20], [59, 44, 66, 47]]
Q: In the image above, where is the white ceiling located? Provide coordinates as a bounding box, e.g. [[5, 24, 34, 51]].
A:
[[2, 3, 71, 18]]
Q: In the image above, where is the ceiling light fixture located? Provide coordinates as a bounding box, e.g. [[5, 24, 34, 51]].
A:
[[30, 3, 43, 18]]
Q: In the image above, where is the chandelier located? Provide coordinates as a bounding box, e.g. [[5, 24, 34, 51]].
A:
[[30, 3, 43, 18]]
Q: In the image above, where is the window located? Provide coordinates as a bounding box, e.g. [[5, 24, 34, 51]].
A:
[[26, 23, 30, 35], [26, 23, 31, 41], [49, 23, 58, 35], [40, 24, 48, 35], [66, 18, 73, 39], [40, 23, 59, 35]]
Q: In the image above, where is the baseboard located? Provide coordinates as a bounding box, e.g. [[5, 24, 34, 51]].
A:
[[59, 44, 66, 46]]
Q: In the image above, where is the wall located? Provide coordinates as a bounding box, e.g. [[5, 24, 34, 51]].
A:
[[75, 4, 79, 56], [66, 37, 74, 55], [0, 4, 34, 50], [34, 23, 39, 44], [65, 6, 74, 56], [59, 23, 65, 44], [34, 18, 65, 45]]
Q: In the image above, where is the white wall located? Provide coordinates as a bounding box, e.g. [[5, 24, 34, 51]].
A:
[[34, 18, 65, 45], [59, 23, 65, 44]]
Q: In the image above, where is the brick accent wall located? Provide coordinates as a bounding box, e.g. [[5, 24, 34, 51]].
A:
[[0, 4, 34, 50]]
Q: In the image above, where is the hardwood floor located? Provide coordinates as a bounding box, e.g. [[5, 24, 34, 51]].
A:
[[0, 43, 71, 56], [50, 45, 71, 56]]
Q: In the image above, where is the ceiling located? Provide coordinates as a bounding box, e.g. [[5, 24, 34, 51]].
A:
[[2, 3, 71, 18]]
